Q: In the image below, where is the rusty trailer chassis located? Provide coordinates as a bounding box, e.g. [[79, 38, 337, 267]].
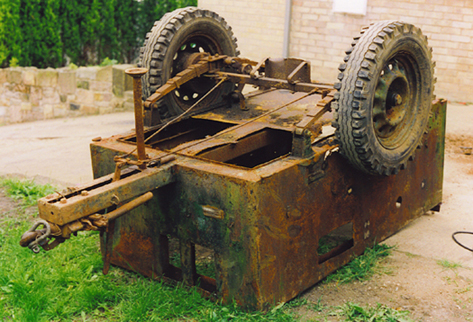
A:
[[20, 18, 445, 309]]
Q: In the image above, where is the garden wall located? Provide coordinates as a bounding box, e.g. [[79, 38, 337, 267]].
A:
[[0, 65, 136, 125]]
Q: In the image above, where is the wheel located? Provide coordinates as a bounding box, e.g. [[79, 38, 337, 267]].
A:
[[139, 7, 239, 118], [332, 21, 435, 175]]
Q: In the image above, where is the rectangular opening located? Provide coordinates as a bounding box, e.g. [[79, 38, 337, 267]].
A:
[[122, 118, 234, 150], [166, 237, 216, 293], [317, 222, 354, 264], [197, 128, 293, 168]]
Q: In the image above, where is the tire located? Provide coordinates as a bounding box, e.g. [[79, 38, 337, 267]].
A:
[[139, 7, 239, 119], [332, 21, 435, 176]]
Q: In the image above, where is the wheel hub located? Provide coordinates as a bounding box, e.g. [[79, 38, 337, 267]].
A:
[[373, 59, 412, 148], [171, 37, 221, 109]]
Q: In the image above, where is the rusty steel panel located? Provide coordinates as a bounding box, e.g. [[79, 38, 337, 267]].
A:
[[88, 99, 445, 310]]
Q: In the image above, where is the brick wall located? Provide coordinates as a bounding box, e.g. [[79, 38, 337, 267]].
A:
[[199, 0, 473, 102], [199, 0, 287, 60]]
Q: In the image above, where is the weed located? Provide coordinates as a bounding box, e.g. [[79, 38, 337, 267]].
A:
[[403, 251, 420, 258], [0, 178, 55, 207], [455, 285, 471, 294], [309, 297, 326, 312], [324, 244, 393, 284], [453, 297, 466, 310], [437, 259, 462, 270], [336, 302, 414, 322], [444, 275, 459, 287], [285, 297, 308, 308]]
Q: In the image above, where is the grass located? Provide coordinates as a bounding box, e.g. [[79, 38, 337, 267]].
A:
[[437, 259, 462, 270], [324, 243, 393, 284], [0, 178, 55, 207], [286, 298, 414, 321], [335, 302, 414, 322]]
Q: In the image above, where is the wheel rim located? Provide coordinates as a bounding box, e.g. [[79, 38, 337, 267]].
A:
[[170, 34, 223, 111], [372, 54, 419, 150]]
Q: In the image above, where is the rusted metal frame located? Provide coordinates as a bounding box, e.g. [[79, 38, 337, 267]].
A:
[[26, 187, 154, 254], [287, 60, 309, 84], [250, 56, 268, 79], [214, 71, 332, 95], [197, 130, 278, 162], [142, 78, 228, 150], [166, 92, 318, 161], [294, 91, 336, 135], [144, 60, 211, 109], [38, 164, 175, 225], [103, 192, 153, 274], [292, 90, 336, 158]]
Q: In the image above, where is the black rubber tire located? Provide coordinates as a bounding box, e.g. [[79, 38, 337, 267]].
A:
[[139, 7, 239, 118], [332, 21, 435, 176]]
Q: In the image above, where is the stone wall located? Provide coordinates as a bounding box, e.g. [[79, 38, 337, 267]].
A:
[[199, 0, 473, 102], [0, 65, 136, 124]]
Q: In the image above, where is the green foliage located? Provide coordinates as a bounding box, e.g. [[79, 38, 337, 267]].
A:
[[100, 57, 119, 66], [0, 0, 22, 67], [336, 302, 414, 322], [0, 178, 55, 207], [20, 0, 63, 67], [325, 244, 393, 284], [9, 57, 19, 67], [0, 0, 198, 67]]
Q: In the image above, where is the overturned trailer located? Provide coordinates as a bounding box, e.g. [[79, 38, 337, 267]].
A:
[[20, 8, 445, 310]]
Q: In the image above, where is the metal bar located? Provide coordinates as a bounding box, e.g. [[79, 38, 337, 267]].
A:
[[215, 71, 333, 93], [250, 57, 268, 79], [104, 192, 154, 221], [103, 219, 115, 275], [125, 68, 148, 169], [144, 60, 210, 108], [180, 240, 197, 286], [156, 234, 170, 276], [287, 61, 308, 84], [38, 164, 175, 225], [198, 130, 274, 162]]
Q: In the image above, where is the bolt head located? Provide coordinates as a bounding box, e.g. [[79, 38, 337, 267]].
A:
[[394, 94, 402, 105]]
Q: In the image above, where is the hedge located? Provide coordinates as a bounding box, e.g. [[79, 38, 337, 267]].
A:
[[0, 0, 197, 68]]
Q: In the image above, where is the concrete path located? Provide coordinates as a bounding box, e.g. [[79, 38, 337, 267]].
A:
[[0, 112, 134, 185], [0, 103, 472, 268]]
